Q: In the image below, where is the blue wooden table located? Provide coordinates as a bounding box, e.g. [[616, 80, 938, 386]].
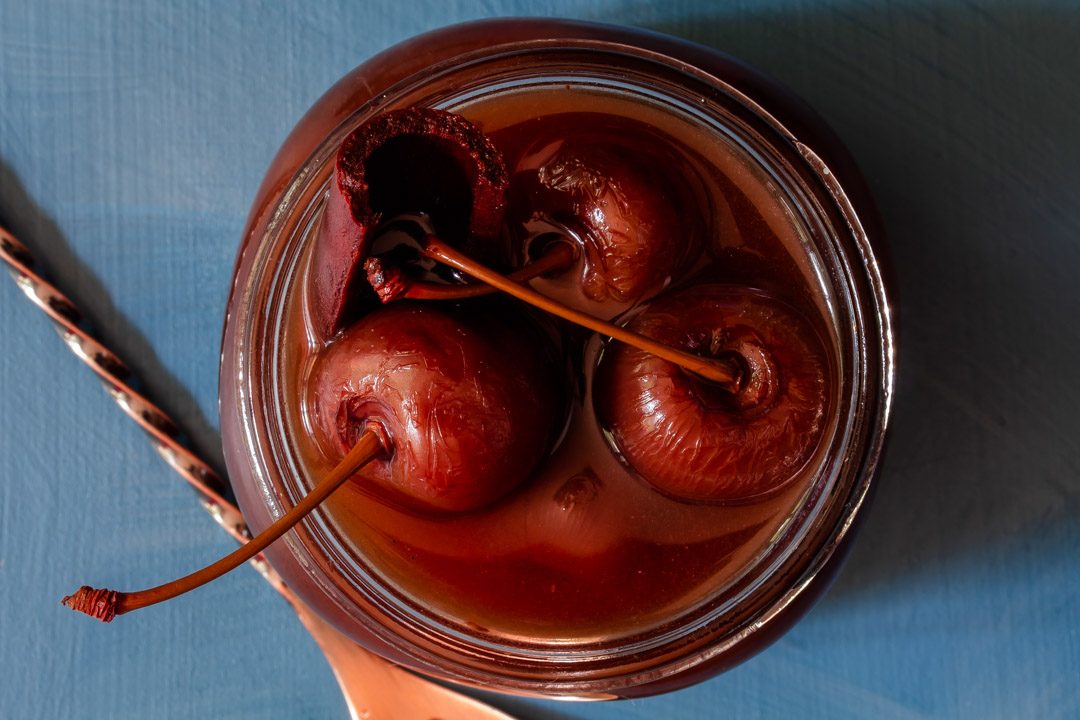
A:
[[2, 2, 1078, 718]]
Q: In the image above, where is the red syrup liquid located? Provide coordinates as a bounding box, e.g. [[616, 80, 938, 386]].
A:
[[283, 86, 839, 641]]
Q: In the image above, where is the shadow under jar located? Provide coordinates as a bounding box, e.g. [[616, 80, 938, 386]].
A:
[[220, 19, 895, 699]]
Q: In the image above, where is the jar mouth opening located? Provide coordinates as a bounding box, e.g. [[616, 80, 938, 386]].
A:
[[231, 38, 893, 696]]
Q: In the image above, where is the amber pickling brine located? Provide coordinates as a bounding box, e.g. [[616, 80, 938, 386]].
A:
[[220, 19, 895, 699]]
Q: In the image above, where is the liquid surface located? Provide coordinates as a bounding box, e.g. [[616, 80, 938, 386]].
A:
[[284, 86, 839, 641]]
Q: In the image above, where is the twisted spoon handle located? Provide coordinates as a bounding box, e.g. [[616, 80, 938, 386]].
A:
[[0, 225, 259, 545]]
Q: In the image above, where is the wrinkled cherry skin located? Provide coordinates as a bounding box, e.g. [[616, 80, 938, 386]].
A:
[[310, 302, 561, 513], [311, 108, 509, 338], [595, 285, 830, 503], [501, 115, 703, 306]]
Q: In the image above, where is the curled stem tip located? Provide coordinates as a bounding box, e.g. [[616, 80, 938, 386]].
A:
[[62, 586, 120, 623]]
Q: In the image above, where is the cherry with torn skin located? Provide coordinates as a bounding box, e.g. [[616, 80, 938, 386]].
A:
[[595, 285, 830, 503], [311, 301, 563, 513], [310, 107, 510, 338]]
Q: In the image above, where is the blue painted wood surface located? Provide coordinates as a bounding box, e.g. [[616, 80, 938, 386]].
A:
[[1, 1, 1078, 718]]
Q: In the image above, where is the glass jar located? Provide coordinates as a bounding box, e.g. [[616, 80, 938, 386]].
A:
[[220, 18, 894, 699]]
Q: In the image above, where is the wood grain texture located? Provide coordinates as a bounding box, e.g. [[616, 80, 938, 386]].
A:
[[1, 1, 1077, 718]]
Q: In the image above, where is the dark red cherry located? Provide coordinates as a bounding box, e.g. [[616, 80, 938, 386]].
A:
[[595, 285, 830, 503], [310, 302, 561, 513], [310, 108, 509, 338], [501, 115, 704, 309]]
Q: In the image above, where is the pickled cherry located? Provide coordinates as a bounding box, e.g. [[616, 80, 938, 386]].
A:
[[595, 285, 830, 503], [309, 302, 562, 513], [499, 114, 704, 311], [310, 108, 509, 337]]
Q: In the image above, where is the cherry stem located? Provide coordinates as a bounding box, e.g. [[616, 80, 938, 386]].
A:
[[62, 430, 385, 622], [422, 235, 743, 389], [404, 241, 576, 301]]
